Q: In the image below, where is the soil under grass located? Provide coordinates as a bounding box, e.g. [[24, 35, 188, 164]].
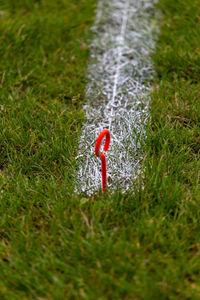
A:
[[0, 0, 200, 299]]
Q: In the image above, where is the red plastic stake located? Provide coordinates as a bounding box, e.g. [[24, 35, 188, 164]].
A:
[[95, 129, 111, 192]]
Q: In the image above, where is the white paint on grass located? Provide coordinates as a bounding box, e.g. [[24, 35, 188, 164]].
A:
[[75, 0, 156, 195]]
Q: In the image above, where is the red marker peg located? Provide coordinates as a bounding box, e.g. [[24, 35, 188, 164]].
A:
[[95, 129, 111, 192]]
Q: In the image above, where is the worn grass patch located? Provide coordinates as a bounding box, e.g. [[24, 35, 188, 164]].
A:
[[0, 0, 200, 299]]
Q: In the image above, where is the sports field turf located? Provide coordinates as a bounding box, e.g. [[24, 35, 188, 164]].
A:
[[0, 0, 200, 299]]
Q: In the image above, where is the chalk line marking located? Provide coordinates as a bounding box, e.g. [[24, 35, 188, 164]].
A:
[[75, 0, 156, 195]]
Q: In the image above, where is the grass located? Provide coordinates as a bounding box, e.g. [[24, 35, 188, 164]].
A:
[[0, 0, 200, 299]]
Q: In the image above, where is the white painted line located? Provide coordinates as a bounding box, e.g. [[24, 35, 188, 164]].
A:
[[75, 0, 157, 195]]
